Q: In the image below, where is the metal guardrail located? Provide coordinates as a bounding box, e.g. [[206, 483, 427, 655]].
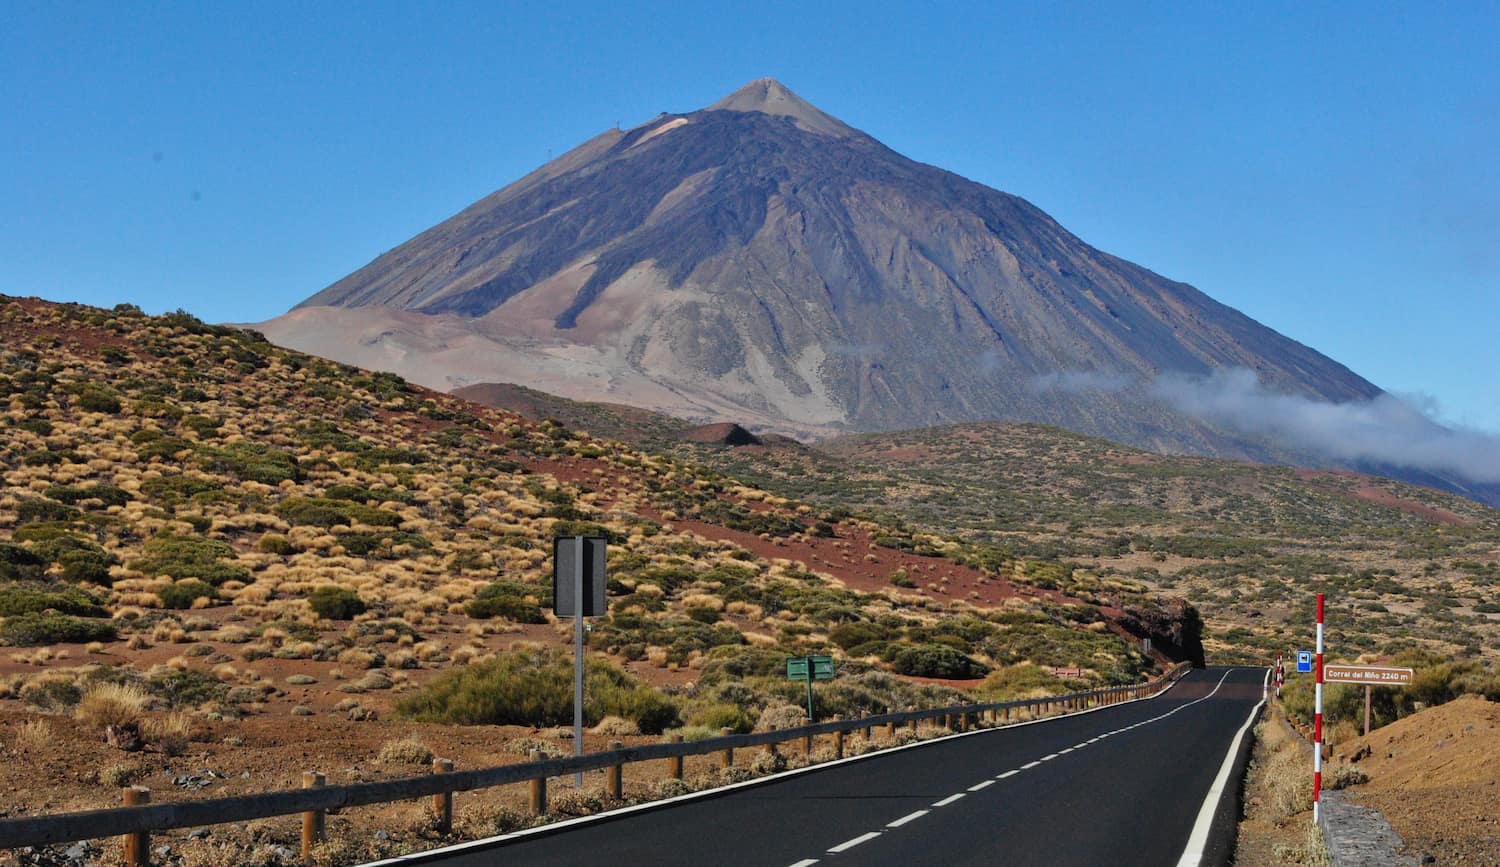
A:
[[0, 661, 1192, 860]]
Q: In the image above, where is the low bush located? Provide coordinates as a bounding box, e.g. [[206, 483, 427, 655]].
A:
[[147, 668, 226, 708], [76, 386, 122, 413], [157, 579, 217, 609], [44, 484, 132, 507], [0, 584, 108, 617], [891, 644, 990, 679], [1, 613, 117, 646], [464, 582, 546, 623], [132, 535, 249, 585], [308, 586, 367, 620], [397, 650, 680, 733], [274, 497, 401, 528], [688, 702, 755, 733]]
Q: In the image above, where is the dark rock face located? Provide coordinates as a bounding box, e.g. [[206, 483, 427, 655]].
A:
[[294, 79, 1380, 459], [1119, 599, 1207, 668]]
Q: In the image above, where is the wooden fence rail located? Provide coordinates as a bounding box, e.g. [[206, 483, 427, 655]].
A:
[[0, 662, 1191, 855]]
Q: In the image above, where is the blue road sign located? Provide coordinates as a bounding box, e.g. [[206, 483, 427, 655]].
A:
[[1296, 650, 1313, 673]]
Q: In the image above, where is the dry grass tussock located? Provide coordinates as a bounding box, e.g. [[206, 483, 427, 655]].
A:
[[75, 682, 151, 730]]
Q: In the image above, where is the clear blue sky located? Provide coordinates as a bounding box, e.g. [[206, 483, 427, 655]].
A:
[[4, 1, 1496, 431]]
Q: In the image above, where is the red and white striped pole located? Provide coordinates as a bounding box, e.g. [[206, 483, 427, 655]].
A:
[[1313, 592, 1324, 823]]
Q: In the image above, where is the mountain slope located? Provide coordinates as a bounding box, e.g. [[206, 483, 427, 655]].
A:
[[267, 78, 1377, 460]]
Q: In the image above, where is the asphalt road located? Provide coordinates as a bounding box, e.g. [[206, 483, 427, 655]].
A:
[[389, 667, 1266, 867]]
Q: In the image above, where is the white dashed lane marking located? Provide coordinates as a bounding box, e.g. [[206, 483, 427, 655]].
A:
[[886, 810, 928, 828], [827, 832, 881, 853], [967, 780, 995, 792], [996, 769, 1021, 779], [1021, 760, 1042, 769], [788, 860, 819, 867], [932, 793, 966, 807]]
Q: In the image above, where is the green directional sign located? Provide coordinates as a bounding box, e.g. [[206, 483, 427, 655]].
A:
[[785, 655, 835, 723], [786, 655, 834, 681]]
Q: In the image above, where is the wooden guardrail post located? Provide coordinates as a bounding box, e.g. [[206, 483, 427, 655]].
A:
[[300, 772, 325, 860], [885, 720, 896, 738], [719, 728, 734, 769], [528, 750, 547, 815], [122, 786, 149, 867], [606, 741, 623, 800], [431, 758, 453, 833], [833, 729, 844, 759], [861, 722, 872, 740], [908, 718, 919, 733], [803, 729, 814, 757], [668, 734, 684, 779], [764, 725, 778, 758]]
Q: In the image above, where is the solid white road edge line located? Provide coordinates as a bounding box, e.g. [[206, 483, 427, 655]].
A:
[[828, 831, 881, 853], [1173, 668, 1270, 867]]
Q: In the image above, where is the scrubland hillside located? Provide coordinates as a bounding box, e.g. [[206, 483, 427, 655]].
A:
[[0, 295, 1193, 863]]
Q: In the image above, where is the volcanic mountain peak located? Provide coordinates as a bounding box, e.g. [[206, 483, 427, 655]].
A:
[[706, 77, 855, 137]]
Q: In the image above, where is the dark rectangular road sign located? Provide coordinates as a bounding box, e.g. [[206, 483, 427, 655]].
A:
[[553, 536, 607, 617]]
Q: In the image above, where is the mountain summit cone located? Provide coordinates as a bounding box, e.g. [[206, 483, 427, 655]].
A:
[[266, 78, 1378, 465], [706, 77, 857, 137]]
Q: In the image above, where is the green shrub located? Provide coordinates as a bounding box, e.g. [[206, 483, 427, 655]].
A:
[[274, 497, 401, 528], [337, 530, 431, 557], [157, 579, 217, 609], [397, 651, 680, 733], [0, 543, 47, 582], [148, 667, 227, 707], [76, 386, 122, 413], [44, 484, 132, 507], [0, 584, 107, 617], [140, 474, 222, 505], [196, 442, 303, 484], [828, 621, 895, 650], [687, 702, 755, 733], [257, 534, 295, 555], [1, 613, 117, 646], [132, 535, 249, 585], [308, 586, 367, 620], [465, 592, 545, 623], [891, 644, 990, 679], [15, 499, 82, 524]]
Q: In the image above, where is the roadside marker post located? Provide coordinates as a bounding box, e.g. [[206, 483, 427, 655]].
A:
[[1313, 593, 1324, 824], [554, 536, 607, 788]]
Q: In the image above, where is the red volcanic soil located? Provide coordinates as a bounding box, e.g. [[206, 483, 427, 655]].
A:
[[1297, 469, 1471, 526]]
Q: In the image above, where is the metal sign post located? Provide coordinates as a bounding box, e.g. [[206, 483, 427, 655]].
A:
[[573, 536, 583, 789], [553, 536, 607, 789]]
